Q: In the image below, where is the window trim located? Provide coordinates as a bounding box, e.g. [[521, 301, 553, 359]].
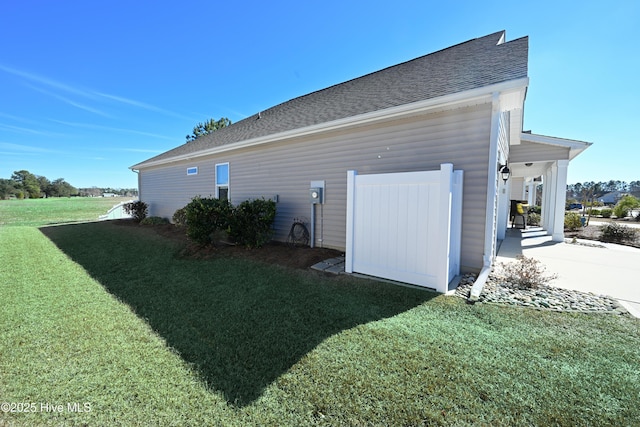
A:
[[186, 167, 198, 176], [215, 162, 229, 199]]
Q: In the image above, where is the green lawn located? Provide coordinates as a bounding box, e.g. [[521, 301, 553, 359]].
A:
[[0, 220, 639, 425], [0, 196, 132, 227]]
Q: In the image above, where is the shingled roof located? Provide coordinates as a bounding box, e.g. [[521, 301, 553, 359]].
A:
[[132, 31, 528, 168]]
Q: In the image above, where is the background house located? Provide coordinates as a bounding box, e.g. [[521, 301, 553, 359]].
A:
[[599, 191, 627, 206], [131, 31, 590, 291]]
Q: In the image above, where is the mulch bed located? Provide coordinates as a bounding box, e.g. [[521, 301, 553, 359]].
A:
[[114, 219, 639, 270], [115, 219, 343, 270]]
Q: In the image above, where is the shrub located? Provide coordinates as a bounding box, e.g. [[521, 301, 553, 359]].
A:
[[564, 212, 582, 231], [140, 216, 169, 225], [182, 197, 277, 247], [613, 195, 640, 219], [527, 212, 540, 226], [528, 205, 542, 215], [499, 255, 558, 289], [613, 204, 629, 219], [228, 198, 277, 248], [599, 208, 613, 218], [123, 201, 148, 223], [172, 207, 187, 227], [184, 196, 232, 245], [599, 223, 637, 244]]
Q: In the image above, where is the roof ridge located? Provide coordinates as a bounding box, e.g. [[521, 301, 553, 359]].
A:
[[261, 31, 509, 114]]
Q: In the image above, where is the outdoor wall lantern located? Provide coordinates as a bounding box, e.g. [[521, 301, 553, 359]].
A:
[[498, 163, 511, 182]]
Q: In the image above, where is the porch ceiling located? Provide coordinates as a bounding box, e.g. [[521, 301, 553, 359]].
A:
[[519, 132, 592, 161], [509, 161, 551, 179], [508, 132, 592, 179]]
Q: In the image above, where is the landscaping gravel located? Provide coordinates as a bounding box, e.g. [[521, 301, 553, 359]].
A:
[[454, 273, 627, 314]]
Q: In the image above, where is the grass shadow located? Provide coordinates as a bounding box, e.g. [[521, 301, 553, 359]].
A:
[[40, 221, 434, 406]]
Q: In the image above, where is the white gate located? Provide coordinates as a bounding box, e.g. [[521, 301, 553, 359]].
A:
[[345, 163, 463, 293]]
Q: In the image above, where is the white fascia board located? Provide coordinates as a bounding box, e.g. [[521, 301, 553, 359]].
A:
[[520, 133, 593, 160], [131, 78, 529, 170]]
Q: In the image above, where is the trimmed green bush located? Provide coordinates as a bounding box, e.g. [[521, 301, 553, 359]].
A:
[[228, 198, 277, 248], [140, 216, 169, 225], [123, 200, 148, 223], [599, 208, 613, 218], [564, 212, 582, 231], [613, 195, 640, 219], [181, 197, 277, 247], [599, 223, 637, 244], [184, 196, 232, 245], [613, 204, 629, 219], [172, 207, 187, 227]]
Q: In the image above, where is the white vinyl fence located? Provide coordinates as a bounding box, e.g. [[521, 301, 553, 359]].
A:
[[345, 164, 463, 293]]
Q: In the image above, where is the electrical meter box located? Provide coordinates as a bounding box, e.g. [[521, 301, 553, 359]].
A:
[[309, 187, 323, 204]]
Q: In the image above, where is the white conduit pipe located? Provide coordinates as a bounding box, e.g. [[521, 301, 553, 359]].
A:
[[310, 204, 315, 248]]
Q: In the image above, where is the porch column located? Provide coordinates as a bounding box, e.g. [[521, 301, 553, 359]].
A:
[[550, 160, 569, 241], [541, 170, 552, 231], [527, 181, 536, 206]]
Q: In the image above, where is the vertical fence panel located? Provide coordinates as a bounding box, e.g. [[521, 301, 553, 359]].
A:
[[345, 165, 462, 292]]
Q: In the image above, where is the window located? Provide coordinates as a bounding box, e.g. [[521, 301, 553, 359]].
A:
[[215, 163, 229, 200], [187, 167, 198, 175]]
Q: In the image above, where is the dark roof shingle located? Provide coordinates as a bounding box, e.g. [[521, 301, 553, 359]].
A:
[[133, 31, 528, 168]]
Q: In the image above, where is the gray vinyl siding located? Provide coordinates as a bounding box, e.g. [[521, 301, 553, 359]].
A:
[[140, 162, 217, 219], [510, 140, 570, 163], [139, 103, 492, 271]]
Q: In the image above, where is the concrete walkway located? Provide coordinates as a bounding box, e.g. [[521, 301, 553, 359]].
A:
[[497, 227, 640, 318]]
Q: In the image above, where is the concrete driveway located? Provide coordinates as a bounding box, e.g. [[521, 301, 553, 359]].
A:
[[497, 227, 640, 318]]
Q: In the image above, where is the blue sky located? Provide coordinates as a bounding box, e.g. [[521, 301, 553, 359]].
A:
[[1, 1, 638, 189]]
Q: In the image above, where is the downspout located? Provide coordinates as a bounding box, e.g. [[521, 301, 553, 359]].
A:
[[130, 168, 140, 200], [469, 93, 501, 302]]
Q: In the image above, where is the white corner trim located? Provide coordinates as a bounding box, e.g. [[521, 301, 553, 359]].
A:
[[483, 93, 501, 267]]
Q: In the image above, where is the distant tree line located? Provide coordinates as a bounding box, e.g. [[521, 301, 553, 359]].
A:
[[0, 170, 137, 200], [77, 187, 138, 198], [566, 180, 640, 206], [0, 170, 77, 199]]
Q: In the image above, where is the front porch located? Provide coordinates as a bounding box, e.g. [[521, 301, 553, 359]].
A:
[[497, 226, 558, 259], [500, 133, 592, 242]]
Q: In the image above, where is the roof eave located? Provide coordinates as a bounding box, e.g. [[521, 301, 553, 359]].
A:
[[131, 77, 529, 171], [520, 132, 593, 160]]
